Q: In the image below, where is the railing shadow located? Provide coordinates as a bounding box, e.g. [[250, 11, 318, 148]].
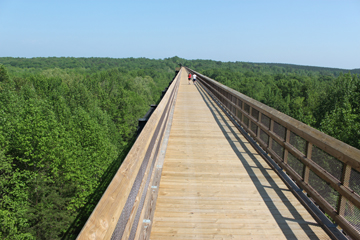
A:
[[61, 135, 136, 240], [195, 82, 321, 239]]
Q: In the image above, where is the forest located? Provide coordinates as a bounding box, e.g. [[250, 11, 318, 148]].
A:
[[0, 56, 359, 239]]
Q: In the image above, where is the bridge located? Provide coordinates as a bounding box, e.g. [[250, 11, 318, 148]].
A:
[[77, 67, 360, 239]]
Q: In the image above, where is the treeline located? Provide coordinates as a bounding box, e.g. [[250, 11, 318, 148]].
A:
[[0, 59, 175, 239], [175, 57, 360, 75], [0, 56, 359, 239], [2, 56, 359, 76], [0, 57, 177, 73]]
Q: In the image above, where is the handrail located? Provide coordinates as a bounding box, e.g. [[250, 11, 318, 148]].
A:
[[186, 67, 360, 240], [77, 68, 181, 239]]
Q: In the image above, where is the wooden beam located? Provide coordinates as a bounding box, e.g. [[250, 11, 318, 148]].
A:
[[77, 68, 182, 240]]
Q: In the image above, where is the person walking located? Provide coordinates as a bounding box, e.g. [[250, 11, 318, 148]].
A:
[[188, 73, 192, 84], [193, 74, 197, 84]]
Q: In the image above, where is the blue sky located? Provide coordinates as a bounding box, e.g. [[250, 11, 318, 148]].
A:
[[0, 0, 359, 69]]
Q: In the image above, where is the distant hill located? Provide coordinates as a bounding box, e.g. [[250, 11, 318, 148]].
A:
[[258, 62, 360, 75], [0, 56, 359, 76], [352, 68, 360, 74]]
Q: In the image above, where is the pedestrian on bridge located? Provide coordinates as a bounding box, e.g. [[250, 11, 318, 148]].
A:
[[193, 74, 197, 84], [188, 73, 192, 84]]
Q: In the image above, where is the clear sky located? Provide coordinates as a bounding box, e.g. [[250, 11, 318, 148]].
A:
[[0, 0, 359, 69]]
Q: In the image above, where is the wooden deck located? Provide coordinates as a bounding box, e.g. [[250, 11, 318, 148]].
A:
[[149, 69, 330, 239]]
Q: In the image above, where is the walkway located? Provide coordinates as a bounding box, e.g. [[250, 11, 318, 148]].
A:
[[149, 69, 330, 239]]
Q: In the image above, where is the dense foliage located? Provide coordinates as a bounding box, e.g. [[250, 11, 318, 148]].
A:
[[0, 57, 359, 239], [0, 58, 176, 239]]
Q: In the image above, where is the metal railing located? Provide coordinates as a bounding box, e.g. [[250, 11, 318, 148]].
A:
[[187, 67, 360, 240]]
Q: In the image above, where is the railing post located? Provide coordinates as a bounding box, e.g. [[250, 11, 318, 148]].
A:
[[226, 92, 230, 109], [338, 164, 352, 216], [241, 101, 244, 123], [303, 142, 312, 184], [283, 129, 291, 164], [249, 107, 253, 132], [232, 95, 236, 114], [269, 120, 274, 150], [257, 113, 262, 138]]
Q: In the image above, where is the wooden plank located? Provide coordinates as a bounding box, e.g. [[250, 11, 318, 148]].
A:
[[149, 71, 330, 239]]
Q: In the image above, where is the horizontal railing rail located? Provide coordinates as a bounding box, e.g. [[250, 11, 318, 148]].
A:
[[77, 68, 181, 240], [186, 67, 360, 240]]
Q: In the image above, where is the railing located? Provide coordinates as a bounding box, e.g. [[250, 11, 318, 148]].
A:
[[187, 67, 360, 240], [77, 68, 181, 240]]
